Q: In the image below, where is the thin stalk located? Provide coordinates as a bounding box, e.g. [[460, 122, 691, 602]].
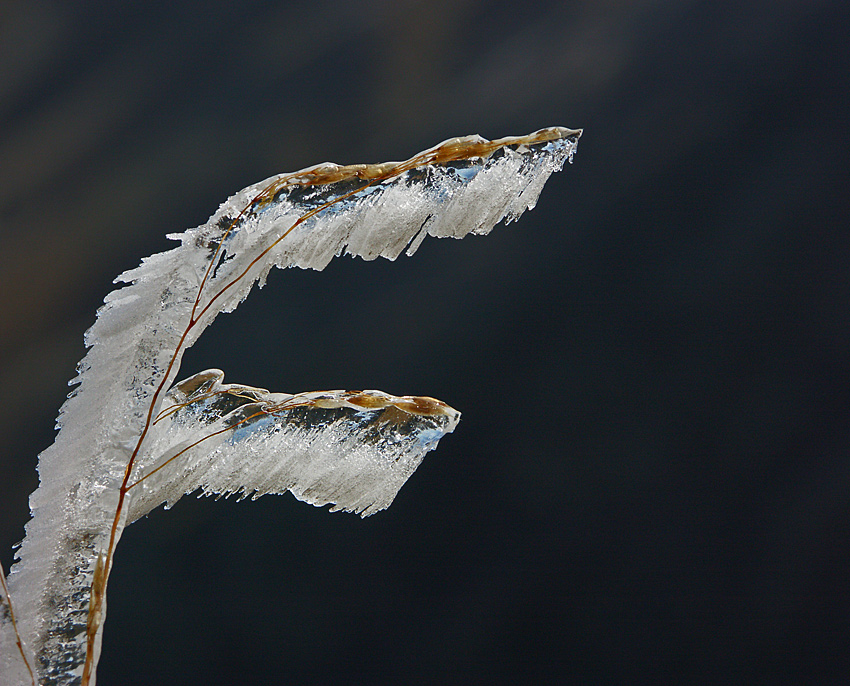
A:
[[1, 567, 36, 686]]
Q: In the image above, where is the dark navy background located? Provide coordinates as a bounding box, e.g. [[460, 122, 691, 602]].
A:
[[1, 1, 849, 683]]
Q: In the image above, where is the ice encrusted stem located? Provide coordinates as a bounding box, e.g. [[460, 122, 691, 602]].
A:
[[82, 168, 398, 684], [1, 127, 580, 686]]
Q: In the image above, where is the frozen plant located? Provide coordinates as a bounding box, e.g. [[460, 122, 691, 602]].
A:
[[0, 126, 581, 686]]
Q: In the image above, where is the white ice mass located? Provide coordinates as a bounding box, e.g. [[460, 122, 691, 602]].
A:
[[0, 127, 581, 686]]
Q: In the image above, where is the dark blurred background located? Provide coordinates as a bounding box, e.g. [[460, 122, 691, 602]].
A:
[[2, 0, 849, 683]]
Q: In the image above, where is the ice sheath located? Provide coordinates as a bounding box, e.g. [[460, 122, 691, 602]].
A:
[[0, 127, 581, 686]]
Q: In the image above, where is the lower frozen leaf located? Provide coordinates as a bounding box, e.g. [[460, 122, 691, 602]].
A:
[[126, 370, 461, 519]]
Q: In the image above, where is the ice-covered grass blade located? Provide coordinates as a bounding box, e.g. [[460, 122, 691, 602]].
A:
[[2, 126, 581, 686], [126, 370, 461, 519]]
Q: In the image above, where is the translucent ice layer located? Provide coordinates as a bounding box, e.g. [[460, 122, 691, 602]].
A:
[[126, 369, 461, 519], [1, 126, 581, 686]]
